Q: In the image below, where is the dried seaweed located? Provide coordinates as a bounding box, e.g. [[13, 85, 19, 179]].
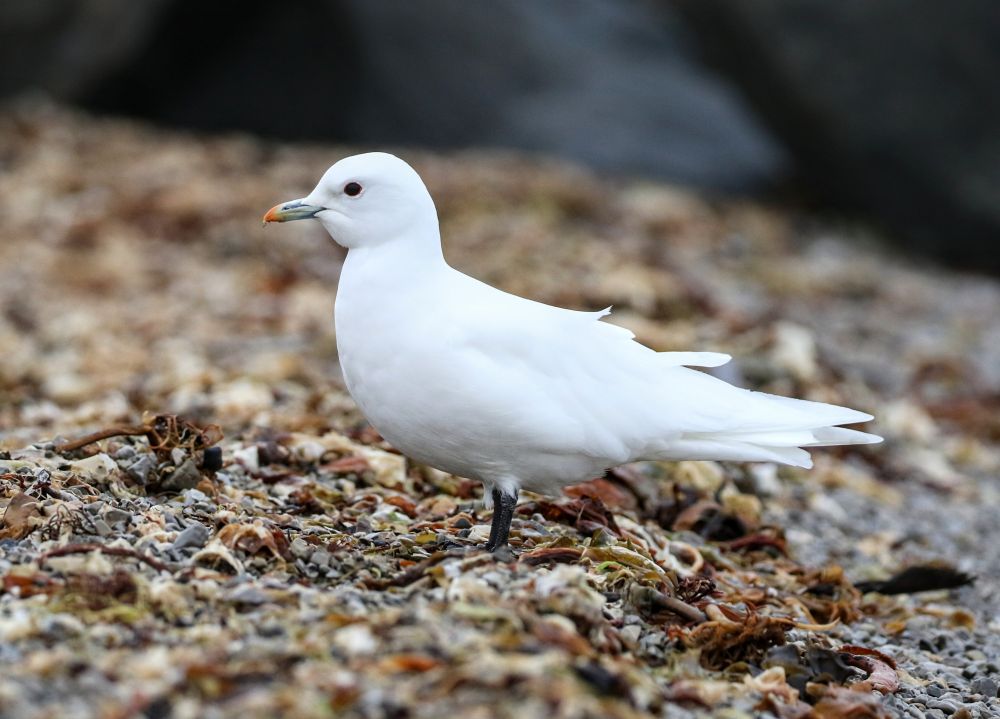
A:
[[55, 413, 222, 461], [854, 565, 976, 595], [39, 542, 171, 573], [686, 608, 795, 670]]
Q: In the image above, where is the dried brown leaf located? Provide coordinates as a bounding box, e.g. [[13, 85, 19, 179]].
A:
[[809, 685, 895, 718], [216, 521, 291, 560], [0, 492, 41, 539]]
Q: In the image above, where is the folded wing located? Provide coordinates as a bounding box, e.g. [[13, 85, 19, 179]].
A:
[[453, 286, 881, 469]]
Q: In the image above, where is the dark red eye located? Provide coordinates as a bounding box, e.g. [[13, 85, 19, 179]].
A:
[[344, 182, 362, 197]]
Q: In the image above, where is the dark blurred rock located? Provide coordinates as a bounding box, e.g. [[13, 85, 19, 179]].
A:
[[81, 0, 365, 142], [674, 0, 1000, 269], [336, 0, 784, 191], [0, 0, 169, 99], [0, 0, 784, 193], [6, 0, 996, 266]]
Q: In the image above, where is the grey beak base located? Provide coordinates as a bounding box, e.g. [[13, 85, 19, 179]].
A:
[[265, 200, 326, 223]]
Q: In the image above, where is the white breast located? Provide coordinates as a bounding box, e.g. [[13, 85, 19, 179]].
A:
[[333, 250, 612, 490]]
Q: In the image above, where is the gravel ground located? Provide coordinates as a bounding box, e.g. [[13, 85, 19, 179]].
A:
[[0, 102, 998, 718]]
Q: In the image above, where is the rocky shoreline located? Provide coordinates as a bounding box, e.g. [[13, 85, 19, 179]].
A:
[[0, 103, 998, 718]]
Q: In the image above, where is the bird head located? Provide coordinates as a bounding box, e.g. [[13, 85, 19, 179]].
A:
[[263, 152, 438, 249]]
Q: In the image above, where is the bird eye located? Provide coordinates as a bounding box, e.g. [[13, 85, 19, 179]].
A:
[[344, 182, 363, 197]]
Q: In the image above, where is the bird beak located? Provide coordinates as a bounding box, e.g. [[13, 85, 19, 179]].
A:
[[262, 199, 325, 225]]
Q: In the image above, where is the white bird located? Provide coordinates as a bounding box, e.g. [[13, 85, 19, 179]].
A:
[[264, 152, 882, 555]]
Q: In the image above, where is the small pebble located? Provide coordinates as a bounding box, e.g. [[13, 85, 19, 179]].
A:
[[927, 699, 959, 715], [180, 488, 208, 505], [224, 585, 271, 606], [38, 614, 85, 640], [126, 455, 156, 484], [970, 677, 997, 698], [290, 538, 312, 559], [258, 624, 285, 638], [103, 508, 131, 525], [309, 549, 332, 567], [113, 446, 135, 460], [160, 459, 201, 491], [172, 523, 210, 550], [620, 625, 641, 644]]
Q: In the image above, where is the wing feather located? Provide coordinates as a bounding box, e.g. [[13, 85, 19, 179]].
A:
[[450, 285, 877, 466]]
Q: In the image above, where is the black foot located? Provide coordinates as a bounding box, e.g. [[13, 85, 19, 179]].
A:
[[484, 486, 518, 555], [438, 539, 476, 553]]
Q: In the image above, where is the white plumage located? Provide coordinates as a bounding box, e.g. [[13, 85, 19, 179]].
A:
[[265, 152, 881, 552]]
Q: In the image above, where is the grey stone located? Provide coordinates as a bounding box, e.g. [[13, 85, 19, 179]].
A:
[[38, 614, 84, 640], [159, 459, 201, 491], [92, 519, 113, 537], [309, 549, 332, 568], [125, 454, 155, 485], [258, 624, 285, 638], [159, 509, 178, 528], [943, 674, 965, 689], [171, 523, 209, 551], [290, 538, 312, 559], [113, 445, 135, 460], [224, 585, 270, 606], [180, 488, 208, 505], [102, 508, 131, 526], [926, 699, 959, 715], [971, 677, 998, 698]]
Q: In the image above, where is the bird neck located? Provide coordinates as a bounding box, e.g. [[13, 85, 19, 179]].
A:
[[342, 228, 448, 283]]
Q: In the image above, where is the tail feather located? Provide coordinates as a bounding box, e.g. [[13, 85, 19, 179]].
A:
[[759, 392, 874, 426], [650, 438, 815, 468], [688, 429, 819, 447], [692, 426, 882, 448], [803, 426, 882, 446], [665, 397, 882, 468]]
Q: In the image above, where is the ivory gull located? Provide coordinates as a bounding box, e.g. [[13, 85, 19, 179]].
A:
[[264, 152, 881, 555]]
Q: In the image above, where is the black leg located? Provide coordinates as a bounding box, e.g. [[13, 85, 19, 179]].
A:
[[484, 487, 518, 557], [485, 488, 503, 550]]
